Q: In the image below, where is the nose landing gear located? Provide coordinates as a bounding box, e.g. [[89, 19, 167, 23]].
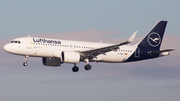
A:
[[23, 55, 29, 66]]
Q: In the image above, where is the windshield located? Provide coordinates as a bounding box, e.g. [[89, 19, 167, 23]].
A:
[[11, 41, 21, 44]]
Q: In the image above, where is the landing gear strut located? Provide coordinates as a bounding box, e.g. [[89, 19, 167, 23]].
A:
[[84, 58, 92, 71], [23, 55, 29, 66], [71, 58, 92, 72], [72, 64, 79, 72]]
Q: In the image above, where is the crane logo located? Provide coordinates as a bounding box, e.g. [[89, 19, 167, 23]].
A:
[[148, 32, 161, 47]]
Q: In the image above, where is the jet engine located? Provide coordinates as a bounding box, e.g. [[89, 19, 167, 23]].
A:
[[42, 57, 61, 66], [61, 51, 80, 63]]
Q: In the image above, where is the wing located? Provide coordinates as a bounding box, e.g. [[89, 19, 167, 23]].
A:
[[80, 31, 137, 59]]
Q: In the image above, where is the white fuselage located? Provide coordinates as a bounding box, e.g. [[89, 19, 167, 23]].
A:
[[3, 21, 171, 72], [4, 37, 137, 63]]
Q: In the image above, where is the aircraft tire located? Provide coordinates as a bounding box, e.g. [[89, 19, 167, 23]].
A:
[[72, 66, 79, 72], [23, 62, 28, 66], [84, 64, 91, 70]]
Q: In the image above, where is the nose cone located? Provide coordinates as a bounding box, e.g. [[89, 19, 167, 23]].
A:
[[4, 44, 11, 52], [4, 43, 19, 54]]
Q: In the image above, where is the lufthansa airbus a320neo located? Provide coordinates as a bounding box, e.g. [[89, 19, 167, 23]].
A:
[[4, 21, 174, 72]]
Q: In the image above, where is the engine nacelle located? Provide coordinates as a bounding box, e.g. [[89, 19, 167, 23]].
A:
[[61, 51, 80, 63], [42, 57, 61, 66], [159, 52, 170, 57]]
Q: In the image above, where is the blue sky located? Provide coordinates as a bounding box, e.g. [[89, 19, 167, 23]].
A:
[[0, 0, 180, 101]]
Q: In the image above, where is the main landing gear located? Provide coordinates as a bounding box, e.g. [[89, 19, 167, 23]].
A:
[[23, 55, 29, 66], [72, 59, 92, 72], [71, 64, 92, 72], [84, 58, 91, 71], [72, 64, 79, 72], [84, 64, 91, 70]]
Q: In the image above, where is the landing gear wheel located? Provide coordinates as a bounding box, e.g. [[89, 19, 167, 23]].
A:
[[72, 66, 79, 72], [23, 55, 29, 66], [23, 62, 28, 66], [84, 64, 91, 70]]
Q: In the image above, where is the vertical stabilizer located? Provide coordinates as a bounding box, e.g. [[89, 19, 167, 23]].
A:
[[138, 21, 167, 50]]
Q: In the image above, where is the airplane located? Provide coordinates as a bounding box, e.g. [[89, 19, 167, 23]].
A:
[[3, 21, 174, 72]]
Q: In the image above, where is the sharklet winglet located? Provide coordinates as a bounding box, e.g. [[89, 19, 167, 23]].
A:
[[127, 31, 137, 43]]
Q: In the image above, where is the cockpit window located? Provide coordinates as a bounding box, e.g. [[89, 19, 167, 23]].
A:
[[11, 40, 21, 44]]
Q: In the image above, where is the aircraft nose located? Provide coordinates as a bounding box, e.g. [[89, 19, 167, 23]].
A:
[[4, 43, 19, 54], [4, 44, 11, 52]]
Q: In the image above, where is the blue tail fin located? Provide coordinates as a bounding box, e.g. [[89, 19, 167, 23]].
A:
[[138, 21, 167, 50]]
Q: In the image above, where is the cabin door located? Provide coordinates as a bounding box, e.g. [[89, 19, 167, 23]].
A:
[[26, 37, 32, 49]]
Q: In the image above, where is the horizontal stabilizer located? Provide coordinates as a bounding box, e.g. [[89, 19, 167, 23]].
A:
[[151, 49, 175, 54]]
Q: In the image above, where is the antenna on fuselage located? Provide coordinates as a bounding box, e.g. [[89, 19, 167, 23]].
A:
[[28, 35, 30, 37]]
